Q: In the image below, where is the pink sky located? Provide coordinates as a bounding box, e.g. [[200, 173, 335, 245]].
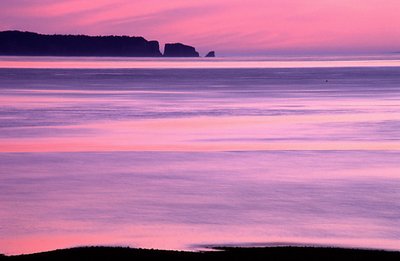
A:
[[1, 0, 400, 55]]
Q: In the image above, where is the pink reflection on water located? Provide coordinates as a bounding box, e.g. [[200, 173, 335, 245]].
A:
[[1, 57, 400, 69], [2, 112, 400, 152], [1, 66, 400, 255], [2, 137, 400, 153], [1, 149, 400, 254], [2, 220, 400, 255]]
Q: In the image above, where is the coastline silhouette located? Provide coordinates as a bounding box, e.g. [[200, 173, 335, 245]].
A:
[[0, 31, 203, 57]]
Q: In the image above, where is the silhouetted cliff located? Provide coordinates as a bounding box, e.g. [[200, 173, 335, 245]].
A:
[[0, 31, 162, 57], [163, 43, 199, 57]]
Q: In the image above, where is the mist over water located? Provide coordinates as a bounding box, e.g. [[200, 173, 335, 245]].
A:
[[0, 59, 400, 254]]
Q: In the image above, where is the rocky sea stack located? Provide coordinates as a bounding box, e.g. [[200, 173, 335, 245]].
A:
[[163, 43, 199, 57], [205, 51, 215, 57]]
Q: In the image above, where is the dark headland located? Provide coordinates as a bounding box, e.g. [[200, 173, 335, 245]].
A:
[[0, 31, 205, 57], [1, 246, 400, 261]]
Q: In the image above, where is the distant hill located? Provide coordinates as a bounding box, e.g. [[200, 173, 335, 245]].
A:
[[0, 31, 201, 57]]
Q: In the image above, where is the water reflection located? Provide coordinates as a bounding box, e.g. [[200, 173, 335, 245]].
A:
[[1, 56, 400, 68], [0, 65, 400, 254]]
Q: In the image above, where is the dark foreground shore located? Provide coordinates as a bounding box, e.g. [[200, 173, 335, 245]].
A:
[[1, 246, 400, 261]]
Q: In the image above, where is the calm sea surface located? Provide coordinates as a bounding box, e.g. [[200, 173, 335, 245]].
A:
[[1, 57, 400, 254]]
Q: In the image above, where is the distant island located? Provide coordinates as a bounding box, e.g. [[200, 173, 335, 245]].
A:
[[0, 31, 213, 57], [205, 51, 216, 57]]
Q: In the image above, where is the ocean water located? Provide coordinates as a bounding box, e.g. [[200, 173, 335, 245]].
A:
[[0, 57, 400, 254]]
